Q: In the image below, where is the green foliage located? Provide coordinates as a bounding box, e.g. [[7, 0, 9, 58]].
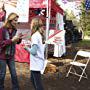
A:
[[79, 0, 90, 36], [84, 31, 90, 36]]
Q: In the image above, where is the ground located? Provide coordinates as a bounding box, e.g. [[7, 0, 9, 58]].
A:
[[4, 42, 90, 90]]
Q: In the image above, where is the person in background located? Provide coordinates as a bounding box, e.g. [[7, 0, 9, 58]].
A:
[[0, 12, 23, 90], [24, 18, 45, 90], [0, 3, 6, 28]]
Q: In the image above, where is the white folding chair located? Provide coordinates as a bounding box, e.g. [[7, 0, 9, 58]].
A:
[[66, 50, 90, 82]]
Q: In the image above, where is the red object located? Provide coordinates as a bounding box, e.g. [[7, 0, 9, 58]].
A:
[[0, 11, 6, 21], [15, 44, 30, 63]]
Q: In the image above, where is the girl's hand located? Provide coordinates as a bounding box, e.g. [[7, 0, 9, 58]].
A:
[[23, 45, 27, 49], [18, 33, 24, 39]]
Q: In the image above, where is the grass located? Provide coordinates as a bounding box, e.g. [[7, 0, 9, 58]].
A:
[[76, 39, 90, 50], [78, 39, 90, 46]]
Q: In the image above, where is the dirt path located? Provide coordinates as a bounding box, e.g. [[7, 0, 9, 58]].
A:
[[5, 59, 90, 90], [4, 42, 90, 90]]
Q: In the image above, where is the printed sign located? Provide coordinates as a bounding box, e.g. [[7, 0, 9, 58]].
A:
[[0, 0, 29, 22]]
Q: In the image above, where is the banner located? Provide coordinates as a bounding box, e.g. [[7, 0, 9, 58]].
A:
[[85, 0, 90, 10], [46, 30, 66, 57], [16, 0, 29, 22], [1, 0, 29, 22]]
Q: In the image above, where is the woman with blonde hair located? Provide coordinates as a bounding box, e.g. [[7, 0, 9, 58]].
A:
[[24, 18, 45, 90], [0, 12, 22, 90]]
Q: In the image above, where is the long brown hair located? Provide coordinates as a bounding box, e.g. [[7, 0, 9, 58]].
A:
[[31, 18, 45, 43]]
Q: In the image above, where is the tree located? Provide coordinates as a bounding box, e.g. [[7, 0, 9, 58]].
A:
[[79, 0, 90, 36]]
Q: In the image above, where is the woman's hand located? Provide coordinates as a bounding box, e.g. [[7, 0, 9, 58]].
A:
[[11, 36, 20, 42], [12, 33, 24, 42]]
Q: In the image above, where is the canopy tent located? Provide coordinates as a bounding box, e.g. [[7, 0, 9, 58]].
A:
[[29, 0, 64, 40], [29, 0, 63, 14], [15, 0, 66, 63], [29, 0, 66, 57], [29, 0, 64, 29], [51, 0, 63, 15]]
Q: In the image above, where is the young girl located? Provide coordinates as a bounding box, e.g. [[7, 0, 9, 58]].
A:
[[24, 18, 45, 90]]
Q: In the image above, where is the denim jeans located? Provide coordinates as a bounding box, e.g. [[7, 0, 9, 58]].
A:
[[0, 59, 19, 90], [31, 71, 44, 90]]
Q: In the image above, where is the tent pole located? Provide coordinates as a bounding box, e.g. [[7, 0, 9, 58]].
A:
[[45, 0, 51, 59], [45, 0, 49, 59], [46, 0, 49, 41]]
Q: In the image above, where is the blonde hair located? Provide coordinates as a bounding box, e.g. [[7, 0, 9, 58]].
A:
[[31, 18, 45, 43], [31, 18, 43, 34], [3, 13, 19, 29]]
